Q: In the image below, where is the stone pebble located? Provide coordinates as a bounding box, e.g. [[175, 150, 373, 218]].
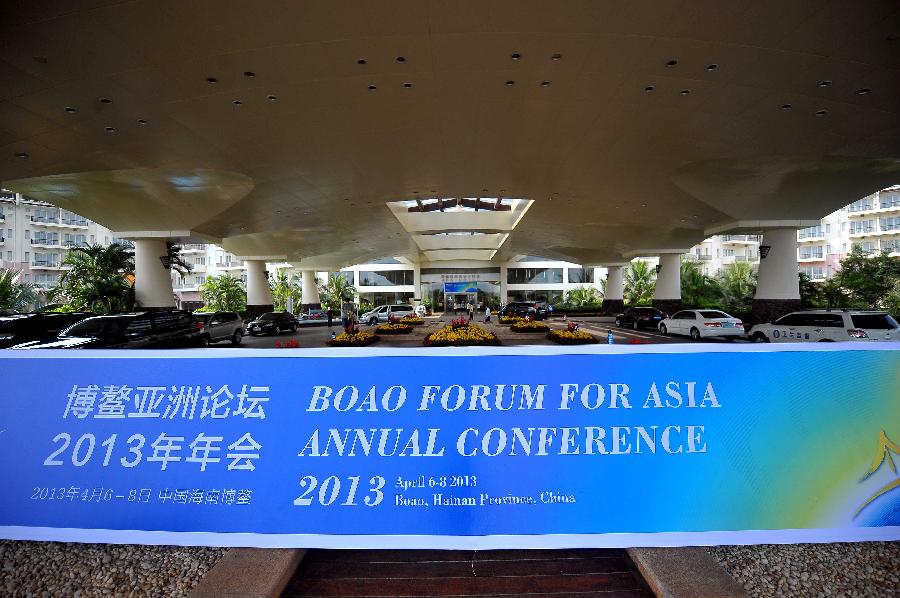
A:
[[708, 542, 900, 597]]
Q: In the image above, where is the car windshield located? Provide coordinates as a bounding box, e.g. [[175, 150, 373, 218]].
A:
[[700, 310, 730, 319], [63, 317, 130, 338], [850, 314, 899, 329], [194, 313, 214, 321], [259, 313, 278, 321]]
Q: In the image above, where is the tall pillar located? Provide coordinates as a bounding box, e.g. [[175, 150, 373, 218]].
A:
[[602, 264, 625, 314], [652, 253, 682, 314], [301, 270, 321, 311], [133, 238, 176, 308], [413, 264, 422, 306], [245, 260, 274, 319], [752, 228, 801, 324], [499, 265, 508, 306]]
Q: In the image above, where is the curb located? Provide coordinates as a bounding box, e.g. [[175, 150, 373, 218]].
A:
[[627, 547, 747, 598], [190, 548, 306, 598]]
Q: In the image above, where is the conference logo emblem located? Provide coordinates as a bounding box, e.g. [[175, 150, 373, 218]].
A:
[[854, 430, 900, 525]]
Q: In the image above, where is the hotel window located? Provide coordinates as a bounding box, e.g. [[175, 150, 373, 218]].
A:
[[880, 216, 900, 231], [880, 194, 900, 209], [507, 268, 563, 284], [359, 270, 414, 286], [567, 268, 594, 283]]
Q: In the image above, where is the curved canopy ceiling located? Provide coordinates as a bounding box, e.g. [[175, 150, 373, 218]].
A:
[[1, 1, 899, 268]]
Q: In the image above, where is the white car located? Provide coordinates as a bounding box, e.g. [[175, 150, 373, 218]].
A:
[[359, 304, 415, 325], [748, 310, 899, 343], [658, 309, 745, 341]]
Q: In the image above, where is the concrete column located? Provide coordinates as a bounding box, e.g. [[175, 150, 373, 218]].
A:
[[652, 253, 682, 314], [301, 270, 321, 311], [500, 265, 508, 306], [602, 264, 625, 314], [133, 238, 175, 308], [245, 260, 273, 319], [413, 264, 422, 305], [752, 228, 801, 323]]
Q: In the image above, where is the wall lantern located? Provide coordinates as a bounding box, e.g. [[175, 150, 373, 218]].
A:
[[655, 264, 662, 273], [759, 245, 772, 259]]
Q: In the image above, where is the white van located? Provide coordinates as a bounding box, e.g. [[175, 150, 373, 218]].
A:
[[748, 310, 899, 342]]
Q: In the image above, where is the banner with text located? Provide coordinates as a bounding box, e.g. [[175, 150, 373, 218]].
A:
[[1, 345, 899, 548]]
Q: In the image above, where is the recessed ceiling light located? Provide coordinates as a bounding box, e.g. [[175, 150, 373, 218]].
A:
[[64, 106, 78, 114], [815, 109, 828, 116], [367, 85, 377, 90], [267, 94, 277, 101], [706, 64, 718, 71], [243, 71, 256, 78], [551, 53, 562, 61], [666, 59, 678, 67], [343, 197, 350, 201], [396, 56, 406, 63], [645, 85, 655, 92], [505, 80, 515, 87], [206, 77, 218, 83], [403, 82, 413, 88], [357, 58, 367, 65], [854, 88, 871, 95], [781, 103, 793, 109], [641, 203, 648, 207], [99, 97, 112, 104], [137, 119, 148, 125], [233, 100, 243, 106], [33, 56, 48, 64], [104, 126, 116, 132], [15, 152, 28, 159], [540, 80, 551, 87], [511, 52, 522, 61], [680, 89, 690, 95], [818, 80, 832, 87]]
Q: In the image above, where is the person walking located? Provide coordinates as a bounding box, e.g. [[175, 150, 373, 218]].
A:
[[484, 305, 492, 323], [327, 307, 333, 327]]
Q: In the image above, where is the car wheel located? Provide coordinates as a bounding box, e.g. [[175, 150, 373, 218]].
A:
[[615, 317, 622, 327], [690, 327, 701, 342], [659, 323, 667, 335], [752, 332, 769, 343], [369, 317, 377, 326], [818, 338, 834, 342], [231, 330, 243, 346], [632, 321, 639, 330], [291, 324, 297, 332], [199, 335, 210, 348]]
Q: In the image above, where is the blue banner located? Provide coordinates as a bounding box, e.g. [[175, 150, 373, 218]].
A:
[[443, 281, 478, 293], [1, 345, 899, 548]]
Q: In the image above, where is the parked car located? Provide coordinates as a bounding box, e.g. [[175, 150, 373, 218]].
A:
[[615, 307, 666, 330], [10, 311, 204, 349], [360, 304, 415, 325], [0, 312, 93, 349], [247, 311, 297, 335], [296, 308, 328, 326], [414, 304, 427, 317], [194, 311, 245, 345], [748, 310, 899, 343], [499, 301, 548, 320], [658, 309, 745, 341]]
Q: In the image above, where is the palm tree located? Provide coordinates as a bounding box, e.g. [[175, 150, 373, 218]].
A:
[[0, 268, 37, 312], [200, 273, 246, 312], [716, 262, 757, 311], [269, 271, 301, 312], [319, 273, 356, 311], [564, 286, 603, 308], [50, 243, 135, 313], [624, 261, 655, 306], [680, 260, 717, 308]]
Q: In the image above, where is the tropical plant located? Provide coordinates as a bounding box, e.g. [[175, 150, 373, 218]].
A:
[[680, 260, 718, 308], [715, 261, 757, 312], [0, 268, 37, 312], [269, 271, 301, 312], [623, 261, 655, 306], [562, 286, 604, 308], [165, 243, 192, 279], [834, 245, 900, 308], [319, 273, 356, 311], [49, 243, 135, 313], [200, 273, 246, 312]]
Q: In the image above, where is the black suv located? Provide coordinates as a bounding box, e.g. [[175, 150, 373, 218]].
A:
[[0, 312, 93, 349], [500, 301, 548, 320], [10, 311, 204, 349], [615, 307, 666, 330], [247, 311, 297, 336]]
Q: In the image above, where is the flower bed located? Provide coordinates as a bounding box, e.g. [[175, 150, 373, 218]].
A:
[[424, 318, 500, 346], [376, 322, 413, 334], [328, 328, 378, 346], [548, 329, 598, 345], [399, 315, 424, 325], [511, 320, 550, 333], [498, 315, 523, 325]]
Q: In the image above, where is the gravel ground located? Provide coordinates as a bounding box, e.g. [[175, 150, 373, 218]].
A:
[[0, 541, 227, 597], [708, 542, 900, 597]]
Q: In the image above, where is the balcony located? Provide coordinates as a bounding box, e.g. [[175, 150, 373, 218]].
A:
[[215, 260, 245, 269], [30, 215, 59, 225], [847, 203, 875, 216], [689, 254, 712, 261], [798, 253, 824, 262], [721, 234, 759, 245], [180, 243, 207, 252], [60, 218, 89, 228], [880, 222, 900, 233], [33, 281, 57, 290], [734, 255, 755, 262], [31, 260, 66, 270], [797, 229, 825, 242], [30, 238, 62, 248], [849, 225, 877, 237]]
